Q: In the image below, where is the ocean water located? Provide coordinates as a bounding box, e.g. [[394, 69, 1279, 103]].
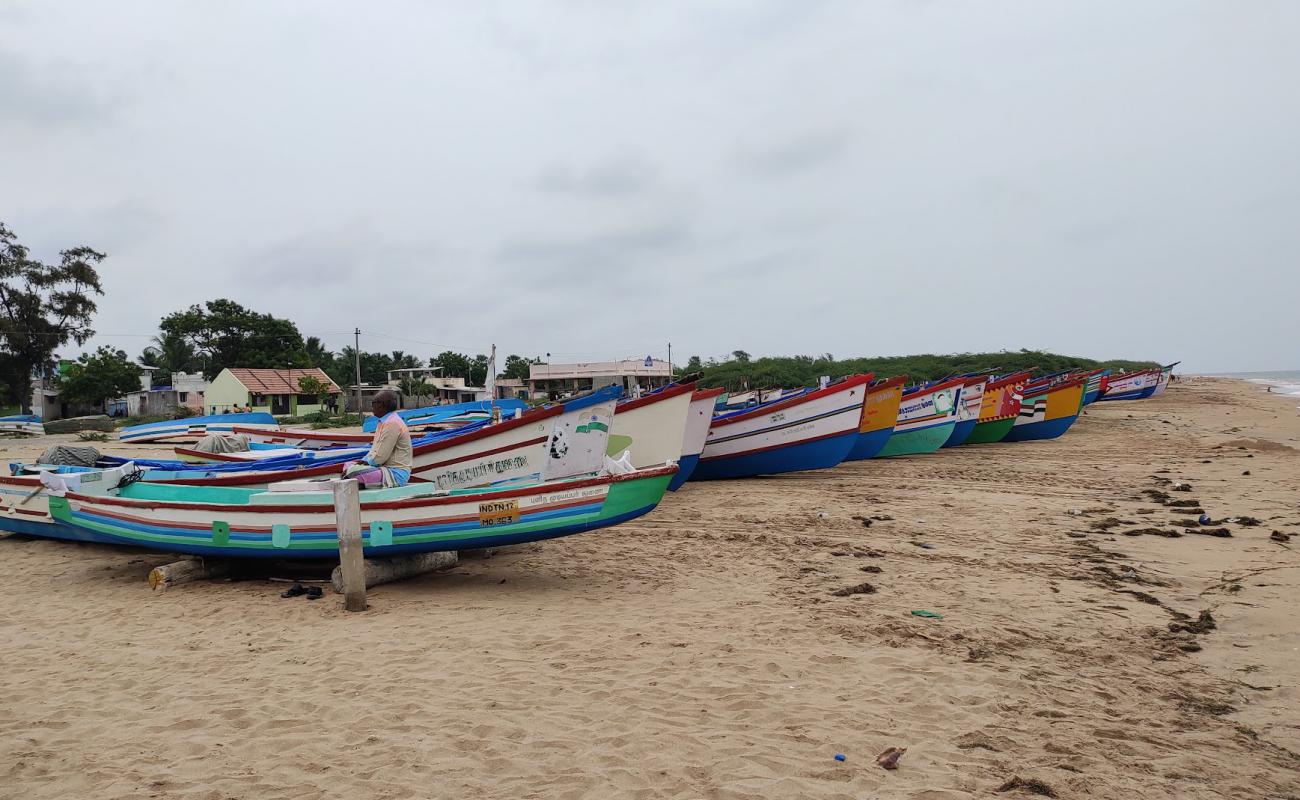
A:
[[1210, 370, 1300, 397]]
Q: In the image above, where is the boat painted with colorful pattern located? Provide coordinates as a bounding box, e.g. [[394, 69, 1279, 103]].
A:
[[692, 375, 872, 480], [1003, 376, 1086, 441], [43, 465, 677, 558], [845, 376, 904, 461], [942, 376, 988, 448], [1081, 369, 1108, 405], [963, 372, 1029, 444], [875, 378, 965, 457]]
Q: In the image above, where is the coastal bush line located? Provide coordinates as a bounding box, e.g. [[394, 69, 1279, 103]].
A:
[[691, 350, 1160, 391]]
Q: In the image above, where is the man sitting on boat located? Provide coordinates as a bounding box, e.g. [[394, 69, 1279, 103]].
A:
[[343, 390, 412, 487]]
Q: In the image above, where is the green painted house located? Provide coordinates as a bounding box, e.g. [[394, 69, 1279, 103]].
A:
[[205, 367, 342, 416]]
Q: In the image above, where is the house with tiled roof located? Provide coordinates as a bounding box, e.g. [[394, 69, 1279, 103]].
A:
[[205, 367, 342, 416]]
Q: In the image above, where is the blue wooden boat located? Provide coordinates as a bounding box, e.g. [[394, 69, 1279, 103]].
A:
[[119, 412, 279, 443], [692, 376, 871, 480], [361, 399, 529, 432], [942, 376, 989, 448], [1096, 368, 1163, 401], [0, 414, 44, 436]]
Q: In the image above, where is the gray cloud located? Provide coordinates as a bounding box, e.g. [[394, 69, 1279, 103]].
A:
[[0, 49, 113, 128], [498, 222, 691, 279], [734, 129, 854, 177], [536, 156, 658, 197]]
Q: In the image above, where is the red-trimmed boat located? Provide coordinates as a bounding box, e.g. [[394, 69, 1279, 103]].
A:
[[691, 375, 872, 480]]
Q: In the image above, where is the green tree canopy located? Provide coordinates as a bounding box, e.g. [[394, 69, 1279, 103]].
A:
[[430, 351, 472, 382], [327, 348, 424, 386], [0, 221, 105, 410], [58, 347, 141, 408], [397, 375, 432, 401], [159, 299, 308, 379], [470, 354, 489, 387], [297, 374, 333, 409], [501, 354, 539, 381]]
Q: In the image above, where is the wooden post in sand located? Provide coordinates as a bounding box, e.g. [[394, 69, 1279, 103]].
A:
[[329, 551, 457, 593], [333, 479, 366, 612]]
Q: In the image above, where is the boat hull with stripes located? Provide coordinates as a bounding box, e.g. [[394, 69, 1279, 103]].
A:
[[0, 414, 45, 436], [964, 372, 1029, 444], [876, 378, 964, 457], [1150, 363, 1177, 397], [1096, 370, 1159, 401], [846, 377, 902, 461], [0, 466, 143, 543], [120, 412, 280, 444], [1081, 369, 1108, 405], [119, 390, 621, 490], [692, 375, 871, 480], [942, 377, 988, 448], [670, 387, 725, 490], [44, 466, 677, 558], [1004, 379, 1085, 442]]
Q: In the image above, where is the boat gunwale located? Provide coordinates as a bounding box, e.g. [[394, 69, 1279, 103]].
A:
[[709, 374, 872, 427], [615, 381, 696, 413], [901, 376, 967, 399]]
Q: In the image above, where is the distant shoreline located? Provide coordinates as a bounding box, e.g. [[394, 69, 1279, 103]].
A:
[[1194, 372, 1300, 398]]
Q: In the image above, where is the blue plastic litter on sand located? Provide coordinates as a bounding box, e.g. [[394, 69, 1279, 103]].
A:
[[1199, 514, 1211, 524], [834, 754, 846, 762]]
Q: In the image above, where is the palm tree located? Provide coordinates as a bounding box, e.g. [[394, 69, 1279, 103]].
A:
[[140, 331, 198, 384], [398, 376, 433, 405], [304, 336, 333, 368]]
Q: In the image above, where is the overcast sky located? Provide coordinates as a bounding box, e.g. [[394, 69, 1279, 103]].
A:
[[3, 1, 1297, 373]]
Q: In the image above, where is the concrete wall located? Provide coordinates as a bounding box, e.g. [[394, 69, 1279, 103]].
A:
[[204, 369, 250, 414]]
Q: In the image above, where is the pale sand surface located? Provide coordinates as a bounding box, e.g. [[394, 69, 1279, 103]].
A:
[[1, 377, 1298, 799]]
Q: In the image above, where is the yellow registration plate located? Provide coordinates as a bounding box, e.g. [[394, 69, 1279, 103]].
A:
[[478, 499, 520, 527]]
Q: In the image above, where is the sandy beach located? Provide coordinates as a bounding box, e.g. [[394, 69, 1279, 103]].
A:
[[1, 377, 1297, 799]]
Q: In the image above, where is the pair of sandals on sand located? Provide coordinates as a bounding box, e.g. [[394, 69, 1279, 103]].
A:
[[280, 583, 323, 600]]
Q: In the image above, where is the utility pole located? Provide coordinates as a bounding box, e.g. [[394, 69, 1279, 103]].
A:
[[668, 342, 672, 380], [353, 327, 362, 419], [487, 343, 499, 422]]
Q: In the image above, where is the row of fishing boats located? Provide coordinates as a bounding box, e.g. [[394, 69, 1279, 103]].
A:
[[0, 364, 1176, 561]]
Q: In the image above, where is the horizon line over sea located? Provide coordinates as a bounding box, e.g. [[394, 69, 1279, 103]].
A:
[[1201, 370, 1300, 398]]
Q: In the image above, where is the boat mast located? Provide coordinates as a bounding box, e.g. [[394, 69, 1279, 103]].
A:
[[353, 327, 362, 421]]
